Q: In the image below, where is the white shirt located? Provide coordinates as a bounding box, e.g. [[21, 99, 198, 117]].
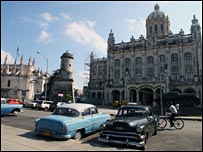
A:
[[169, 105, 177, 114]]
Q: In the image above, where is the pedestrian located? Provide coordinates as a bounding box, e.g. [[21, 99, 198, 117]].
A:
[[169, 101, 178, 127]]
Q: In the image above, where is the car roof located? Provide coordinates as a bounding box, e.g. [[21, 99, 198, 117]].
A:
[[57, 103, 96, 112], [120, 104, 152, 111]]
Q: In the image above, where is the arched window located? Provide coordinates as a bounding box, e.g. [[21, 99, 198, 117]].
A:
[[184, 52, 193, 80], [155, 24, 158, 33], [159, 55, 166, 80], [171, 54, 179, 81], [147, 56, 154, 80], [114, 59, 120, 78], [7, 80, 10, 87], [125, 58, 131, 77], [161, 24, 164, 32], [135, 57, 142, 81]]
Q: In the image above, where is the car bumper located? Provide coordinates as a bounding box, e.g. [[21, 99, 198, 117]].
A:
[[98, 131, 145, 147], [34, 130, 72, 139]]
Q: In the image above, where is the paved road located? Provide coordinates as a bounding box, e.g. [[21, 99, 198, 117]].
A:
[[1, 108, 202, 151]]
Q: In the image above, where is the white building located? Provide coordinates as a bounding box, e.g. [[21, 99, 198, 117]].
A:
[[1, 55, 46, 100], [88, 4, 202, 106]]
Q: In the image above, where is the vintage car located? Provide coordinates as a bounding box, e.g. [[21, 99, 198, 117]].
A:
[[34, 103, 111, 140], [1, 98, 23, 116], [98, 105, 159, 150]]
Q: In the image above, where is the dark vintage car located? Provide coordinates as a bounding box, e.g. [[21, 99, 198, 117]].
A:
[[98, 104, 159, 150]]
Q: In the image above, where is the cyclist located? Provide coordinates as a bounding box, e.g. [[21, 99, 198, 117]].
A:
[[169, 101, 178, 127]]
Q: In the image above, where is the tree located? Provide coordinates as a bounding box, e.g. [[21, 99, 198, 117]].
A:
[[64, 93, 73, 102]]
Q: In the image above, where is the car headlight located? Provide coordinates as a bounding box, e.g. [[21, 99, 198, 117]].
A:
[[136, 126, 144, 133], [100, 123, 106, 130], [63, 124, 67, 131]]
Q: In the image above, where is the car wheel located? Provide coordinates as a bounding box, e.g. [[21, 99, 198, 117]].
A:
[[45, 107, 48, 111], [13, 111, 18, 116], [74, 130, 82, 140]]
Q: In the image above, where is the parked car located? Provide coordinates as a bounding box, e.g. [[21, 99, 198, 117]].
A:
[[34, 103, 111, 140], [49, 102, 67, 112], [7, 98, 23, 104], [98, 104, 159, 150], [36, 100, 54, 111], [1, 98, 23, 116]]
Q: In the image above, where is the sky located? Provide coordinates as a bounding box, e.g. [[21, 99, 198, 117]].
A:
[[1, 1, 202, 90]]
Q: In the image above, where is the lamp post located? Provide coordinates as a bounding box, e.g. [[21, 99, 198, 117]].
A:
[[37, 51, 48, 101]]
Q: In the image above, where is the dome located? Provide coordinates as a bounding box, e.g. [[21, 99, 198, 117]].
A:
[[147, 3, 166, 20], [61, 50, 73, 59]]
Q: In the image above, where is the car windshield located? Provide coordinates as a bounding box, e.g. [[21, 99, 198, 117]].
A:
[[116, 107, 147, 118], [52, 108, 80, 117]]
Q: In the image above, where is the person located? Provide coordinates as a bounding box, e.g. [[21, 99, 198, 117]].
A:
[[169, 101, 178, 127], [175, 102, 180, 115]]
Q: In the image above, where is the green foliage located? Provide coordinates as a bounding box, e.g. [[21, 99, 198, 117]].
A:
[[64, 93, 73, 101]]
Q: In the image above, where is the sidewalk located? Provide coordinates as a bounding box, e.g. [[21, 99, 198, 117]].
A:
[[97, 105, 202, 121]]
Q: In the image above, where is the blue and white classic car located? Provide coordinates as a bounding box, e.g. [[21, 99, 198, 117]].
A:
[[1, 98, 23, 116], [34, 103, 111, 140]]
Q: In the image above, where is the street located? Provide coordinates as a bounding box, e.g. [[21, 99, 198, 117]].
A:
[[1, 108, 202, 151]]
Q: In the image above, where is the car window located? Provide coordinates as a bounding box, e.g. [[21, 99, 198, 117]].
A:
[[81, 108, 90, 116], [117, 107, 147, 118], [90, 107, 98, 114], [53, 108, 80, 117]]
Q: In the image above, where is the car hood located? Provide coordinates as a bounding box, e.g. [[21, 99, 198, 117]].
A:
[[109, 116, 147, 127], [38, 115, 77, 124]]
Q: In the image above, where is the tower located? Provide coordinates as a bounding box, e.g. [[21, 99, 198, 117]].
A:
[[60, 50, 73, 80]]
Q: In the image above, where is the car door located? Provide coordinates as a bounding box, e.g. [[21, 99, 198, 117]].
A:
[[147, 109, 155, 136], [81, 108, 94, 133], [90, 107, 101, 131]]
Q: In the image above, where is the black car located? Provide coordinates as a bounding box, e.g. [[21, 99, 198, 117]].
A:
[[98, 105, 159, 150]]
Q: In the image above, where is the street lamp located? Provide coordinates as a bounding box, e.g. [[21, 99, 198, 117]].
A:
[[37, 51, 48, 101]]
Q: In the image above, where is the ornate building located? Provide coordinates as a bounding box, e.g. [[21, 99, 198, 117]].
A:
[[1, 55, 46, 100], [47, 50, 74, 102], [88, 4, 202, 106]]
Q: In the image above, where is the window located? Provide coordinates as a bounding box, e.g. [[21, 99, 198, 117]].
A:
[[125, 58, 131, 76], [90, 107, 98, 114], [159, 55, 166, 80], [150, 26, 152, 34], [82, 108, 90, 116], [7, 80, 10, 87], [184, 52, 193, 80], [135, 57, 142, 81], [161, 24, 164, 32], [114, 59, 120, 78], [155, 24, 158, 33], [147, 56, 154, 80], [171, 54, 179, 81]]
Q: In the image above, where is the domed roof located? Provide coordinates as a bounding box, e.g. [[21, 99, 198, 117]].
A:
[[61, 50, 73, 59], [147, 3, 166, 20]]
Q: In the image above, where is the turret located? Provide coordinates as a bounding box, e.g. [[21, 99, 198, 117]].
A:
[[190, 15, 201, 41], [107, 29, 115, 51]]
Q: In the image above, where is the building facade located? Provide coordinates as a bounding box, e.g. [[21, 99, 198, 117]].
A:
[[47, 50, 74, 102], [88, 4, 202, 106], [1, 55, 46, 100]]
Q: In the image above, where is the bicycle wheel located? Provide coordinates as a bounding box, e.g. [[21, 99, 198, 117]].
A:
[[174, 119, 184, 130], [158, 118, 167, 129]]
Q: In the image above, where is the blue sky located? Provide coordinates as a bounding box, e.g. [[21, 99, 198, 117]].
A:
[[1, 1, 202, 90]]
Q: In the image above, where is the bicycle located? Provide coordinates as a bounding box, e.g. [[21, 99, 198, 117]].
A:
[[158, 113, 184, 130]]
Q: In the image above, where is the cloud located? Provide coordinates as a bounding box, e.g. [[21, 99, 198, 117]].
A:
[[40, 12, 58, 23], [125, 18, 146, 37], [60, 13, 71, 20], [37, 30, 53, 44], [21, 16, 33, 23], [64, 21, 107, 54], [1, 49, 15, 64], [38, 21, 49, 30]]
